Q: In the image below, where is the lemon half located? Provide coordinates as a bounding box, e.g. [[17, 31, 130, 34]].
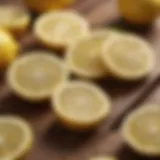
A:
[[34, 11, 90, 50], [0, 5, 30, 34], [0, 116, 33, 160], [52, 81, 111, 130], [7, 51, 68, 101], [122, 105, 160, 156], [66, 29, 118, 78], [101, 34, 155, 80]]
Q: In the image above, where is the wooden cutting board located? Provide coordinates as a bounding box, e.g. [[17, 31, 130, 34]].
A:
[[0, 0, 160, 160]]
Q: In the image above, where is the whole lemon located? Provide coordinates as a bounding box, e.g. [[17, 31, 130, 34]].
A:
[[25, 0, 74, 13], [118, 0, 160, 25], [0, 29, 19, 68]]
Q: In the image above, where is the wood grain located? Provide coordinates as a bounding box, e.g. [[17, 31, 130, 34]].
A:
[[0, 0, 159, 160]]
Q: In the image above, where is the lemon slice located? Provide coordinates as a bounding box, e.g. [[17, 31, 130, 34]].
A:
[[7, 51, 68, 101], [52, 81, 111, 130], [91, 156, 117, 160], [0, 5, 30, 34], [122, 105, 160, 156], [0, 116, 33, 160], [101, 34, 155, 80], [34, 11, 90, 50], [0, 28, 19, 69], [66, 29, 118, 78]]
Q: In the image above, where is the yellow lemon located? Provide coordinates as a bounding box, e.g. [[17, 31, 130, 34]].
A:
[[25, 0, 75, 13], [52, 81, 111, 131], [118, 0, 160, 25], [122, 105, 160, 156], [0, 116, 33, 160], [0, 29, 19, 69]]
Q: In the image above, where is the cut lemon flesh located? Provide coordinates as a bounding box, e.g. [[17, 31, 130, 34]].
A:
[[52, 81, 111, 130], [101, 34, 155, 80], [122, 105, 160, 156], [0, 5, 30, 34], [0, 116, 33, 159], [34, 11, 90, 50], [7, 51, 67, 101], [91, 156, 117, 160], [66, 29, 118, 78]]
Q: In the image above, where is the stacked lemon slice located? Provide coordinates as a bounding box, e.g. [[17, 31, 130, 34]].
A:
[[67, 30, 154, 80], [66, 29, 119, 78]]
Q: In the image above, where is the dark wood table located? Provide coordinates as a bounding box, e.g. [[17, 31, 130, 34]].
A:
[[0, 0, 160, 160]]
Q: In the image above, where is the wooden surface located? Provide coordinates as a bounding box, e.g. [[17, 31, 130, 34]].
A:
[[0, 0, 160, 160]]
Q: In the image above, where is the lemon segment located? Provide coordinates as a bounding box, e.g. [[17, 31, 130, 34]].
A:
[[0, 5, 30, 34], [0, 29, 19, 69], [0, 116, 33, 160], [101, 34, 155, 80], [91, 156, 117, 160], [52, 81, 111, 131], [34, 11, 90, 51], [7, 51, 68, 101], [122, 105, 160, 156], [66, 29, 119, 78]]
